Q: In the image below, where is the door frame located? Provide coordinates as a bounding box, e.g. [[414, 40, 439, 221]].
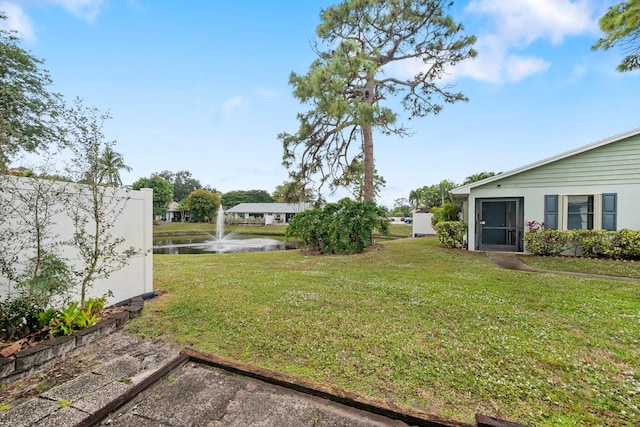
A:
[[475, 197, 524, 252]]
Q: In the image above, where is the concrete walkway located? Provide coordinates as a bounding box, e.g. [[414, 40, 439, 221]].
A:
[[485, 251, 640, 283]]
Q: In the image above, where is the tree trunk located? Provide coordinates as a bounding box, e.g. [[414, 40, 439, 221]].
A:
[[362, 122, 374, 202], [362, 77, 375, 202]]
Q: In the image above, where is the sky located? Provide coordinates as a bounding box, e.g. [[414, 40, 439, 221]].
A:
[[2, 0, 639, 208]]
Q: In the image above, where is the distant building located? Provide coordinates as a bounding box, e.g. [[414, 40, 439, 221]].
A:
[[225, 203, 312, 224], [159, 201, 190, 222]]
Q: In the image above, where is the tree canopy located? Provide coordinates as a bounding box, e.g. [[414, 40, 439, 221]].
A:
[[463, 171, 497, 185], [98, 146, 131, 187], [0, 13, 60, 170], [409, 179, 457, 210], [221, 189, 273, 208], [156, 170, 202, 202], [131, 175, 174, 218], [593, 0, 640, 71], [272, 180, 315, 203], [186, 189, 220, 223], [279, 0, 476, 202]]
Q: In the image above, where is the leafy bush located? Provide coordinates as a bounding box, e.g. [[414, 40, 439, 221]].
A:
[[434, 221, 466, 249], [524, 228, 569, 256], [0, 252, 75, 341], [430, 202, 460, 226], [567, 230, 613, 257], [286, 199, 389, 254], [0, 296, 42, 341], [49, 296, 107, 337], [608, 229, 640, 260], [186, 189, 220, 223], [524, 221, 640, 260], [17, 252, 74, 310]]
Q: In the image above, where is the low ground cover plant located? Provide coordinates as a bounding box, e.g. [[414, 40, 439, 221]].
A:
[[132, 237, 640, 426]]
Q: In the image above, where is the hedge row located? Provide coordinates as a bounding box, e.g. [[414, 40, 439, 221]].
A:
[[524, 228, 640, 259]]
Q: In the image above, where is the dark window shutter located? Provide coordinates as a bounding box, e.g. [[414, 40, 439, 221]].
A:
[[544, 195, 558, 230], [602, 193, 617, 231]]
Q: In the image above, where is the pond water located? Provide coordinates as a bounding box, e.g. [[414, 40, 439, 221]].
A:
[[153, 234, 297, 254]]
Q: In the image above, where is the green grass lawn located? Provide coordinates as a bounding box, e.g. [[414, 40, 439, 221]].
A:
[[130, 237, 640, 426], [519, 255, 640, 279]]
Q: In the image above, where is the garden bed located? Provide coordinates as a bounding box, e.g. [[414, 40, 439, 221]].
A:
[[0, 296, 144, 384]]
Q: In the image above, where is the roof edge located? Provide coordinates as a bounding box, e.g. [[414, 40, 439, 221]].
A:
[[451, 127, 640, 195]]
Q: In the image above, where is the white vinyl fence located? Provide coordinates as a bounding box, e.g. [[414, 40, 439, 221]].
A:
[[0, 175, 153, 306]]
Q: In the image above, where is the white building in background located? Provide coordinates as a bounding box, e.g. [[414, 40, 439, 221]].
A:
[[226, 203, 312, 224]]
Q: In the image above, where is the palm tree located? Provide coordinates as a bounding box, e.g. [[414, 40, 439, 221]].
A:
[[463, 171, 496, 185], [98, 147, 131, 187]]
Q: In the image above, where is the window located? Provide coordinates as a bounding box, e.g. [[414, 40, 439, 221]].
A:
[[544, 194, 617, 231], [567, 195, 594, 230]]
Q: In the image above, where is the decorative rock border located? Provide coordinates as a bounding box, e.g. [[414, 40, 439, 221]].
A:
[[0, 296, 145, 384]]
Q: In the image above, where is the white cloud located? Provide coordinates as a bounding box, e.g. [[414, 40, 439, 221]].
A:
[[0, 2, 35, 41], [257, 87, 279, 101], [456, 0, 600, 84], [382, 0, 600, 85], [220, 96, 247, 119], [505, 55, 551, 82], [44, 0, 107, 22], [466, 0, 597, 46]]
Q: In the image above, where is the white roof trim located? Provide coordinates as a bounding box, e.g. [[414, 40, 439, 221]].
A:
[[451, 127, 640, 195]]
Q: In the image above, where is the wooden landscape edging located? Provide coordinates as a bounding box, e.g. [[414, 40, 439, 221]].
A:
[[183, 347, 528, 427], [75, 353, 190, 427], [182, 348, 460, 426]]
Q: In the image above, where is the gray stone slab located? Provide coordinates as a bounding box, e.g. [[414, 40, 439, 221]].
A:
[[48, 335, 76, 358], [38, 405, 88, 427], [97, 318, 117, 337], [0, 357, 15, 379], [0, 397, 58, 427], [99, 412, 171, 426], [92, 354, 141, 379], [14, 344, 53, 372], [75, 324, 104, 347], [110, 311, 129, 329], [72, 381, 130, 413], [222, 385, 409, 427], [42, 371, 112, 402], [128, 364, 245, 425]]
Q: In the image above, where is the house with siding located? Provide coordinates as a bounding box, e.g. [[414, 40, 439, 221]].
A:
[[450, 128, 640, 252], [225, 202, 312, 224], [159, 201, 190, 222]]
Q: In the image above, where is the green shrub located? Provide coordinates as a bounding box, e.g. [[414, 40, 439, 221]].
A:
[[524, 222, 640, 260], [0, 297, 41, 341], [607, 229, 640, 260], [524, 228, 569, 256], [286, 199, 389, 254], [434, 221, 466, 249], [430, 202, 460, 226], [16, 252, 74, 310], [0, 252, 75, 341], [49, 296, 107, 336], [571, 230, 614, 257]]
